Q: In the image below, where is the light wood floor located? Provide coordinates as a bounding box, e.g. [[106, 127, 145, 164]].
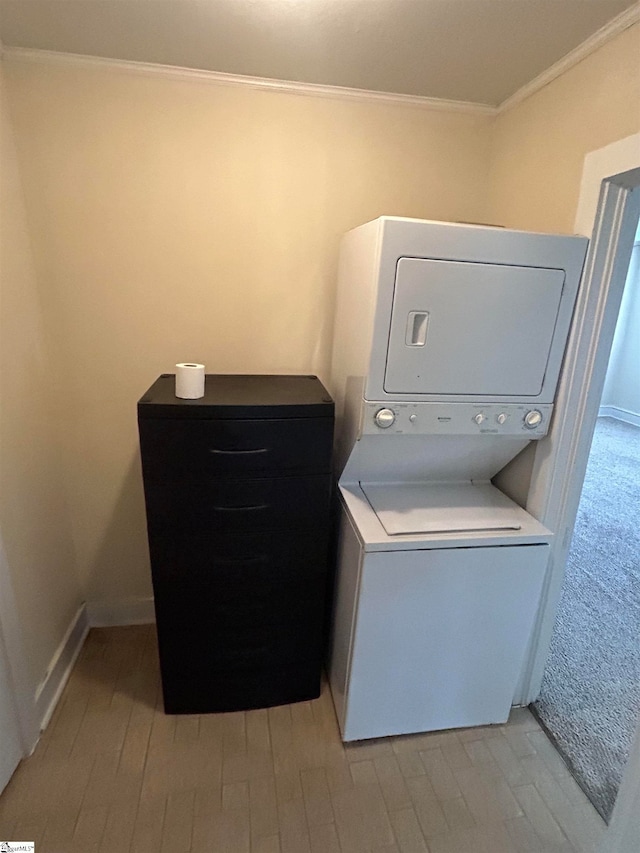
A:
[[0, 625, 605, 852]]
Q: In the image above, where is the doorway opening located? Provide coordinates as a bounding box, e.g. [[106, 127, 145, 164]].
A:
[[533, 223, 640, 821]]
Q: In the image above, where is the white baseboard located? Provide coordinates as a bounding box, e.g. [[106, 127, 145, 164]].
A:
[[599, 405, 640, 428], [86, 596, 156, 627], [30, 598, 155, 737], [34, 603, 89, 732]]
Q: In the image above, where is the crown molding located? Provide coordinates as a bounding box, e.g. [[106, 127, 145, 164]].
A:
[[4, 3, 637, 118], [498, 2, 640, 113], [1, 47, 497, 116]]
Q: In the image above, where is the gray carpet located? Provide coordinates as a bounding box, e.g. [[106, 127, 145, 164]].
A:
[[533, 417, 640, 822]]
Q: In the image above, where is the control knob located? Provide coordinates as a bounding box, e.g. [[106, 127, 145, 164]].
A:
[[473, 413, 485, 425], [497, 413, 508, 425], [374, 408, 396, 429], [524, 410, 543, 429]]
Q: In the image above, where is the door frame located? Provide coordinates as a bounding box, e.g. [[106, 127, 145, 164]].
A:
[[513, 133, 640, 846], [518, 134, 640, 705]]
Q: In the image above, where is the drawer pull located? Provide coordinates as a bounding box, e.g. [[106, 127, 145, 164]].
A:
[[212, 504, 269, 512], [209, 447, 269, 455]]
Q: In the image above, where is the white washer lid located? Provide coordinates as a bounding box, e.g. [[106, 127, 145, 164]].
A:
[[360, 481, 524, 535]]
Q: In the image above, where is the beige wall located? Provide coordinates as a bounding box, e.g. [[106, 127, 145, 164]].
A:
[[0, 66, 81, 689], [2, 21, 636, 625], [3, 58, 492, 606], [488, 22, 640, 234]]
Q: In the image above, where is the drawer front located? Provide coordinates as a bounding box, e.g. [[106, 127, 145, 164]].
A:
[[139, 416, 333, 481], [155, 585, 326, 641], [144, 475, 331, 533], [150, 533, 329, 641], [155, 607, 324, 671], [148, 530, 329, 596], [159, 660, 322, 714]]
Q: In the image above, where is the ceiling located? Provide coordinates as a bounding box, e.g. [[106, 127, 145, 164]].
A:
[[0, 0, 636, 106]]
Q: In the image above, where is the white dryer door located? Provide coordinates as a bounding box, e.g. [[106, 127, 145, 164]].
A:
[[384, 258, 565, 396]]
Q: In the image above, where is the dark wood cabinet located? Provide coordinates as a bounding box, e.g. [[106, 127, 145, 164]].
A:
[[138, 374, 334, 714]]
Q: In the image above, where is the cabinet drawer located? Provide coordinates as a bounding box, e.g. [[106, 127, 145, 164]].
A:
[[159, 660, 322, 713], [155, 609, 323, 671], [154, 577, 326, 635], [144, 475, 331, 532], [139, 416, 333, 481], [148, 530, 329, 594]]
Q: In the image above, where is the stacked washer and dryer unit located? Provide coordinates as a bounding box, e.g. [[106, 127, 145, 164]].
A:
[[328, 217, 587, 742]]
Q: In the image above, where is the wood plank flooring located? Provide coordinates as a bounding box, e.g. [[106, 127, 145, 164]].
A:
[[0, 626, 606, 852]]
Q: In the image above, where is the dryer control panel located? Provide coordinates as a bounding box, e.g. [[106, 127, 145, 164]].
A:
[[362, 401, 552, 437]]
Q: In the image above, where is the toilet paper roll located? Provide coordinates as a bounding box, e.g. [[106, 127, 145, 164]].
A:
[[175, 363, 205, 399]]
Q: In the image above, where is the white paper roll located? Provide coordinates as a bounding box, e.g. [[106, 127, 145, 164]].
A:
[[175, 363, 205, 399]]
